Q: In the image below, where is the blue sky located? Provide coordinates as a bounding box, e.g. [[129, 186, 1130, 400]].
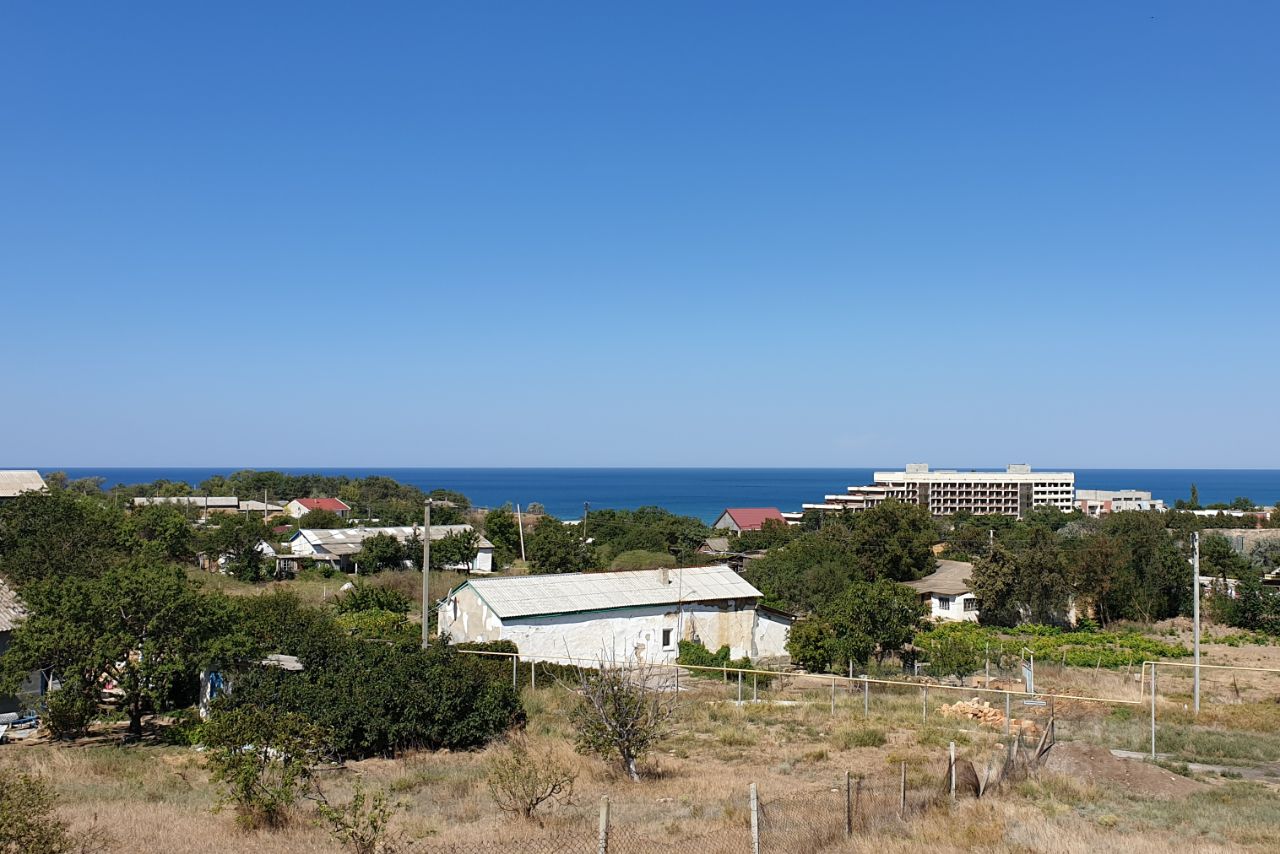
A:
[[3, 3, 1278, 468]]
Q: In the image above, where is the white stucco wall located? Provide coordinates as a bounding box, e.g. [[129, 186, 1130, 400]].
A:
[[752, 611, 792, 660], [470, 546, 494, 573], [929, 593, 980, 622]]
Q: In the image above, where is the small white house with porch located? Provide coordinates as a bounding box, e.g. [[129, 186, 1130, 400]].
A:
[[904, 559, 980, 622], [437, 565, 792, 666]]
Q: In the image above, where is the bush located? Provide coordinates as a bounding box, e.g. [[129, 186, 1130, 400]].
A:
[[569, 659, 674, 782], [43, 685, 97, 740], [786, 617, 836, 673], [485, 736, 577, 822], [316, 782, 405, 854], [833, 727, 887, 749], [334, 583, 411, 615], [0, 769, 77, 854], [204, 705, 330, 829]]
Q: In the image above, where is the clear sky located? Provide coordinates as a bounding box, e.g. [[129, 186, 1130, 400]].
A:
[[3, 3, 1278, 468]]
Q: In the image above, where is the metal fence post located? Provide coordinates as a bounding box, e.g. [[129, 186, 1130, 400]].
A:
[[749, 782, 760, 854], [899, 761, 907, 817], [531, 660, 536, 690], [512, 654, 517, 690], [949, 741, 956, 801], [863, 675, 869, 719], [738, 670, 743, 703], [831, 677, 836, 714], [922, 685, 928, 723], [844, 770, 852, 838], [597, 795, 610, 854], [1004, 692, 1010, 737], [753, 674, 758, 702], [1150, 663, 1157, 760]]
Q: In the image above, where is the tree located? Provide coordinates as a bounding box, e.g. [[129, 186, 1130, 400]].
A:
[[969, 543, 1021, 627], [1201, 532, 1250, 583], [357, 533, 406, 572], [0, 561, 228, 737], [431, 529, 480, 571], [785, 615, 836, 673], [0, 769, 77, 854], [1068, 532, 1126, 625], [0, 489, 134, 588], [1191, 483, 1200, 510], [823, 579, 926, 669], [527, 517, 595, 574], [569, 658, 674, 782], [1019, 527, 1071, 624], [204, 704, 330, 829], [734, 518, 797, 552], [128, 502, 197, 563], [202, 514, 273, 582], [485, 736, 577, 822], [483, 505, 522, 567], [334, 582, 412, 615], [743, 523, 863, 613], [298, 508, 345, 529], [915, 622, 986, 679], [846, 501, 937, 581], [316, 782, 406, 854]]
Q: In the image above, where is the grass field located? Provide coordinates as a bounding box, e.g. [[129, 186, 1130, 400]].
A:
[[4, 640, 1280, 853]]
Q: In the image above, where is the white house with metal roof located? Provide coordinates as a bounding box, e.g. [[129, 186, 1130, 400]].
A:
[[286, 525, 494, 572], [437, 565, 792, 665], [1, 574, 43, 715], [0, 470, 46, 503], [903, 559, 979, 622]]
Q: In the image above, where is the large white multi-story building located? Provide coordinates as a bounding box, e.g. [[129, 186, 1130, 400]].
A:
[[798, 464, 1076, 519]]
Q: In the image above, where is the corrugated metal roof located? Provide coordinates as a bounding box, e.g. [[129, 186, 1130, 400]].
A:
[[904, 560, 973, 596], [0, 574, 26, 633], [132, 496, 240, 508], [461, 565, 761, 619], [719, 508, 785, 530], [293, 524, 493, 555], [0, 470, 46, 499]]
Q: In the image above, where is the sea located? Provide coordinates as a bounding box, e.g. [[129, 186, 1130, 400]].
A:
[[25, 467, 1280, 524]]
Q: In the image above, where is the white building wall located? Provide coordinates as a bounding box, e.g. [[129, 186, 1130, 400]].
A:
[[926, 592, 980, 622], [752, 612, 792, 661], [437, 588, 772, 665]]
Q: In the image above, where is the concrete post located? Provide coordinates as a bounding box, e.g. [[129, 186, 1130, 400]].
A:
[[738, 670, 743, 703], [512, 654, 517, 690], [1004, 692, 1011, 737], [1150, 663, 1157, 760], [949, 741, 956, 801], [922, 685, 928, 723], [844, 770, 852, 838], [597, 795, 609, 854], [899, 761, 907, 817], [749, 782, 760, 854], [831, 677, 836, 714], [753, 674, 758, 702], [863, 675, 869, 718]]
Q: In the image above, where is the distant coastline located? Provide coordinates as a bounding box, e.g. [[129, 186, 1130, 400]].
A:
[[14, 467, 1280, 524]]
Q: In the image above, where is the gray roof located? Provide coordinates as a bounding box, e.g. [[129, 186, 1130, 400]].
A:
[[700, 537, 732, 554], [0, 575, 26, 633], [458, 564, 760, 619], [132, 496, 240, 508], [904, 560, 974, 597], [0, 470, 46, 499], [291, 525, 493, 556]]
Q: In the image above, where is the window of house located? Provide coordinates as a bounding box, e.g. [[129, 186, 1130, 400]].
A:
[[662, 628, 674, 649], [451, 599, 458, 620], [936, 596, 952, 610], [963, 598, 979, 612]]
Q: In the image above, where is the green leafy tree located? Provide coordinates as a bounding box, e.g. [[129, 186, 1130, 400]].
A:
[[204, 704, 330, 829], [733, 518, 798, 552], [298, 508, 345, 529], [527, 517, 595, 574], [0, 489, 134, 588], [0, 561, 229, 737], [824, 579, 926, 668], [128, 502, 198, 563], [1200, 532, 1250, 583], [846, 501, 937, 581], [1068, 532, 1126, 626], [357, 533, 406, 572], [334, 582, 412, 615], [316, 781, 406, 854], [970, 543, 1021, 627], [483, 505, 522, 567], [569, 659, 674, 782], [915, 622, 987, 679], [785, 616, 836, 672], [431, 529, 480, 571], [202, 514, 273, 582]]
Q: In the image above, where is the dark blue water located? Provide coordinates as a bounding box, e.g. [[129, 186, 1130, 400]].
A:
[[21, 467, 1280, 523]]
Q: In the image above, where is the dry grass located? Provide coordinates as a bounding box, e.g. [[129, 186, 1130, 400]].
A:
[[5, 638, 1280, 852]]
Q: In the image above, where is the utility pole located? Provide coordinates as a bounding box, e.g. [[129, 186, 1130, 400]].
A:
[[422, 499, 432, 648], [582, 501, 590, 542], [516, 503, 526, 561], [1192, 531, 1201, 715]]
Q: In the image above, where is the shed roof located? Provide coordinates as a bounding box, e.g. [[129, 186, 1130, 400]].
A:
[[0, 470, 47, 499], [720, 508, 785, 530], [454, 564, 761, 619], [904, 560, 974, 597], [292, 525, 492, 556], [0, 574, 26, 633], [132, 496, 239, 508], [293, 497, 351, 513]]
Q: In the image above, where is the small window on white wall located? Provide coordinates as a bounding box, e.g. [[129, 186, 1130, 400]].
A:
[[661, 628, 674, 649], [936, 596, 952, 610]]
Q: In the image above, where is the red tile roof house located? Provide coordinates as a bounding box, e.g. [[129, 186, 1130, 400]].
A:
[[285, 497, 352, 519], [712, 507, 787, 533]]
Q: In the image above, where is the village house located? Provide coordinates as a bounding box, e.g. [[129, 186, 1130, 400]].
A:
[[0, 470, 47, 504], [285, 524, 494, 572], [904, 560, 980, 622], [437, 565, 792, 665], [712, 507, 787, 533], [0, 575, 42, 715], [285, 497, 352, 519]]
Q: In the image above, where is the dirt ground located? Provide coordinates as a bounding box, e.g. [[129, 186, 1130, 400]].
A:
[[1041, 742, 1207, 799]]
